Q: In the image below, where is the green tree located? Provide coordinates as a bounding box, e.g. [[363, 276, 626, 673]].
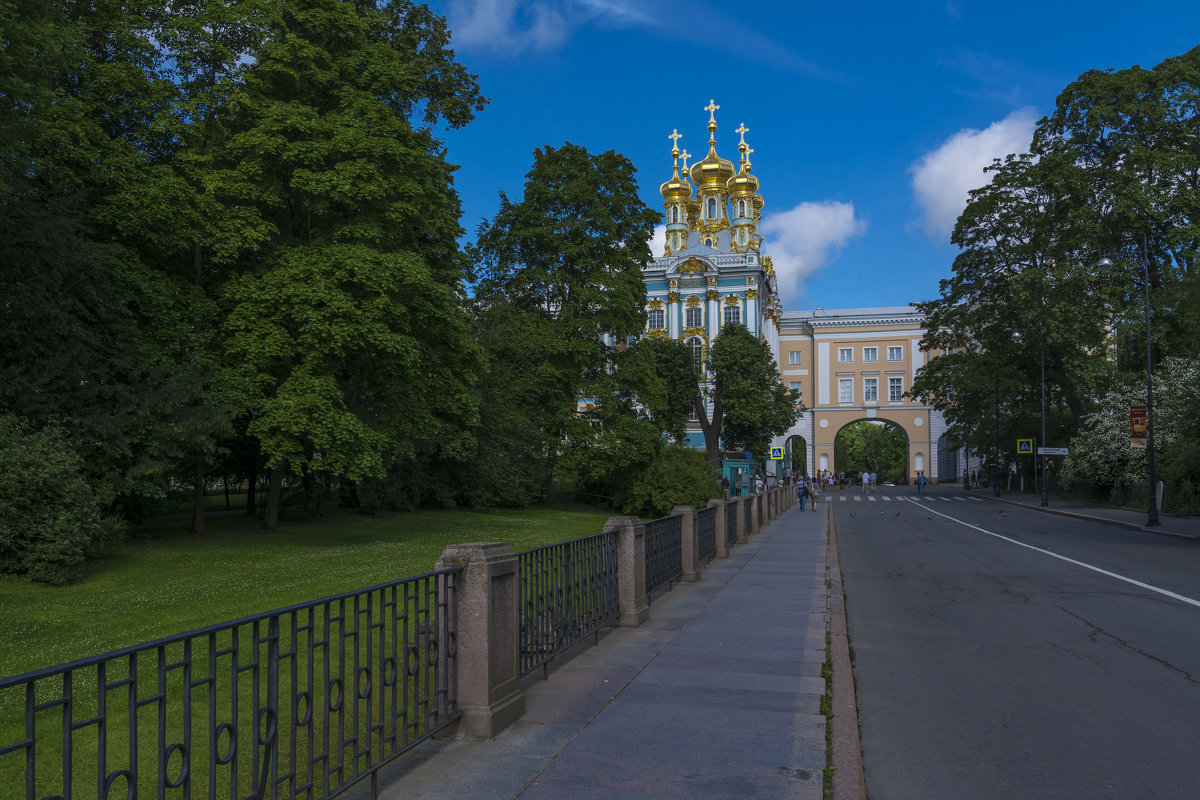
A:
[[0, 416, 121, 585], [623, 444, 721, 518], [214, 0, 486, 528], [835, 421, 908, 483], [700, 324, 800, 465], [472, 142, 660, 500]]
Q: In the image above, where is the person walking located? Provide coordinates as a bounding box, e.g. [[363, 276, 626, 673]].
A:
[[869, 471, 878, 493], [916, 471, 926, 494], [810, 479, 819, 512], [796, 474, 808, 511], [860, 471, 869, 494]]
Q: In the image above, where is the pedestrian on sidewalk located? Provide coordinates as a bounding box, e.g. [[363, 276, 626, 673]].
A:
[[916, 471, 926, 494], [869, 471, 878, 493], [860, 471, 869, 494], [810, 482, 819, 511], [796, 475, 808, 511]]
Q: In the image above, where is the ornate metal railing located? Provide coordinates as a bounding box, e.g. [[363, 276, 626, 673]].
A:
[[0, 570, 459, 800], [643, 515, 682, 601], [517, 532, 620, 678], [697, 506, 717, 562], [726, 501, 738, 547]]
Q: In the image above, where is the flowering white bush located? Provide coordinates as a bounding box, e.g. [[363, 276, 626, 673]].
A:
[[1062, 357, 1200, 490]]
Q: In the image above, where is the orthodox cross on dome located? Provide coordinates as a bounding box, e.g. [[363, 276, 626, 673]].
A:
[[680, 149, 691, 171], [746, 147, 754, 169], [705, 99, 720, 121], [735, 122, 749, 143], [668, 129, 682, 147]]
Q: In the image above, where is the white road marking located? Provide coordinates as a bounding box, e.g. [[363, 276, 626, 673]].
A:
[[907, 499, 1200, 610]]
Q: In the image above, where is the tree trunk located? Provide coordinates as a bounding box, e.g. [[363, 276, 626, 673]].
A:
[[695, 392, 723, 467], [264, 464, 285, 530], [245, 464, 258, 516], [191, 459, 206, 535]]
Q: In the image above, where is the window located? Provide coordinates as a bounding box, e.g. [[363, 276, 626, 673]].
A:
[[839, 378, 853, 404], [838, 348, 853, 363], [685, 306, 702, 328], [647, 308, 664, 329], [670, 206, 679, 224], [888, 346, 903, 361], [789, 381, 803, 401], [863, 347, 878, 362], [889, 377, 903, 402], [687, 337, 704, 370], [788, 351, 802, 365], [738, 199, 746, 217], [864, 377, 878, 402], [724, 304, 740, 325], [941, 347, 952, 357], [707, 197, 717, 218]]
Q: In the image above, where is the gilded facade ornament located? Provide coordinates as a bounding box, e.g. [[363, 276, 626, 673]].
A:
[[682, 326, 709, 341], [746, 289, 757, 299], [707, 289, 719, 301], [707, 276, 717, 285], [646, 329, 667, 339], [723, 295, 741, 305], [678, 257, 706, 274], [648, 299, 664, 309], [667, 291, 680, 303], [669, 278, 679, 288], [685, 294, 701, 308], [746, 276, 756, 285]]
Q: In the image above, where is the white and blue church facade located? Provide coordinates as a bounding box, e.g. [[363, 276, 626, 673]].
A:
[[642, 102, 956, 484]]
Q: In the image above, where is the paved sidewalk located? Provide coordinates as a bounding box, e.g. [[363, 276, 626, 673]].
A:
[[981, 487, 1200, 540], [373, 504, 830, 800]]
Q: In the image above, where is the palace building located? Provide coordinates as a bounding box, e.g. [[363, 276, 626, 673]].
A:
[[645, 102, 953, 484]]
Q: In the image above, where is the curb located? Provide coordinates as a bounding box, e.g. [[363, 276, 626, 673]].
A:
[[827, 512, 867, 800], [989, 495, 1200, 541]]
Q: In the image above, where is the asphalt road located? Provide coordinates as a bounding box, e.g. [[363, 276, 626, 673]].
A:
[[832, 485, 1200, 800]]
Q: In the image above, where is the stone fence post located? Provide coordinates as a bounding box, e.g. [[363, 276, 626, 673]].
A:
[[605, 516, 649, 627], [672, 505, 700, 582], [435, 543, 525, 740], [707, 498, 729, 559], [733, 496, 748, 542]]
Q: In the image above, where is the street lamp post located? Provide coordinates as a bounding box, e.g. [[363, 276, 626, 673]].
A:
[[1099, 247, 1160, 527], [1013, 328, 1048, 507]]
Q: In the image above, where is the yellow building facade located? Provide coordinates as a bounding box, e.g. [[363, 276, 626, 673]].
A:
[[776, 307, 949, 483]]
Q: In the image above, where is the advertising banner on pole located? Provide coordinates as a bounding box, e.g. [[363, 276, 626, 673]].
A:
[[1131, 405, 1147, 449]]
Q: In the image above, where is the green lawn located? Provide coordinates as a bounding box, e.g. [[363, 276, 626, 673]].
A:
[[0, 502, 614, 680]]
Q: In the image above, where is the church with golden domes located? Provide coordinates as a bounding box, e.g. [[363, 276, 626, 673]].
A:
[[645, 102, 958, 488]]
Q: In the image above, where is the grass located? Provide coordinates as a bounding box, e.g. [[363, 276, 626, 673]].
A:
[[0, 501, 614, 798], [0, 502, 613, 681]]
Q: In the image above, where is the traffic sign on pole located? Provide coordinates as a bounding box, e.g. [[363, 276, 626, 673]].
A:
[[1017, 439, 1033, 454], [1038, 447, 1068, 455]]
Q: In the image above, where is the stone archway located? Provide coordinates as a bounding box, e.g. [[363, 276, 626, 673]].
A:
[[833, 418, 911, 484], [785, 434, 809, 477]]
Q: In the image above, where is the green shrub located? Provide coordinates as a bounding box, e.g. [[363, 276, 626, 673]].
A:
[[623, 445, 721, 518], [0, 415, 121, 584]]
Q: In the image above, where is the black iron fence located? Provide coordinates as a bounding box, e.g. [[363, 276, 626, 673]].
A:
[[743, 495, 753, 536], [0, 570, 460, 800], [643, 515, 682, 600], [517, 532, 620, 678], [725, 501, 738, 547], [697, 506, 717, 562]]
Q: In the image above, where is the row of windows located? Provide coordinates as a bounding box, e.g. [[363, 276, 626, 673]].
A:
[[839, 377, 904, 404], [838, 346, 903, 363], [786, 346, 905, 366], [647, 306, 741, 330]]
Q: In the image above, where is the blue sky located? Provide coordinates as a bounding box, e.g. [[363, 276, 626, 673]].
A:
[[428, 0, 1199, 312]]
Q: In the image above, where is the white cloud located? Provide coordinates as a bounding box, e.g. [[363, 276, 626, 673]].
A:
[[647, 223, 667, 258], [909, 107, 1037, 241], [759, 201, 866, 302], [446, 0, 573, 53]]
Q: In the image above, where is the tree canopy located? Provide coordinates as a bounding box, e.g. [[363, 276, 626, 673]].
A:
[[913, 45, 1200, 484]]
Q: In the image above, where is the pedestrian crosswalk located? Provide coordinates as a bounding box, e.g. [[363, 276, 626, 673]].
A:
[[836, 494, 985, 502]]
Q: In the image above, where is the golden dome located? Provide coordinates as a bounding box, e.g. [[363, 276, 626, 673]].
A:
[[727, 162, 759, 196], [659, 129, 694, 202], [688, 100, 736, 187]]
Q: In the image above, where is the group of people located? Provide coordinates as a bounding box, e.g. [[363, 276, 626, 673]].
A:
[[961, 468, 989, 489], [792, 469, 885, 510]]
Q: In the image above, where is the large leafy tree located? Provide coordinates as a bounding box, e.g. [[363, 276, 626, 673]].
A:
[[699, 324, 800, 465], [472, 142, 660, 500], [216, 0, 486, 528], [914, 45, 1200, 467]]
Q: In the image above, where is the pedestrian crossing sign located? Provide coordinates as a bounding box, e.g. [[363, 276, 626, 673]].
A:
[[770, 446, 784, 460], [1017, 439, 1033, 454]]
